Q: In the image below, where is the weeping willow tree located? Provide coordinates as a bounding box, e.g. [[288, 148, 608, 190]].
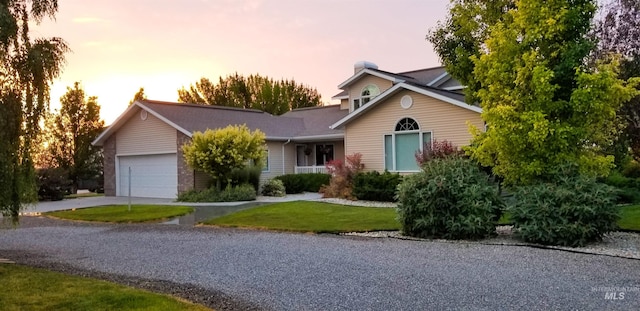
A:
[[0, 1, 69, 223]]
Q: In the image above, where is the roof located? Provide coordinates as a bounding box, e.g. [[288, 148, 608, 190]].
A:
[[282, 105, 349, 139], [93, 100, 346, 146], [330, 82, 481, 130]]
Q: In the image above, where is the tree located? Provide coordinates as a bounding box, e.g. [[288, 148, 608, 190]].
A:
[[592, 0, 640, 161], [177, 73, 321, 115], [182, 124, 266, 190], [129, 87, 146, 105], [427, 0, 515, 103], [463, 0, 636, 185], [0, 1, 69, 222], [46, 82, 104, 193]]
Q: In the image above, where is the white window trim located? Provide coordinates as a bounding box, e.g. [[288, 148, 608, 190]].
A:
[[384, 130, 434, 172], [353, 84, 380, 111]]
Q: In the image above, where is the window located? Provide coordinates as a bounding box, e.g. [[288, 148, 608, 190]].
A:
[[315, 144, 334, 165], [262, 149, 270, 172], [384, 118, 432, 172], [353, 84, 380, 110]]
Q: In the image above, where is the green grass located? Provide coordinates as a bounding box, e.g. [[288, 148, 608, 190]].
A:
[[496, 205, 640, 232], [619, 204, 640, 231], [45, 205, 194, 223], [0, 264, 211, 311], [202, 201, 401, 233]]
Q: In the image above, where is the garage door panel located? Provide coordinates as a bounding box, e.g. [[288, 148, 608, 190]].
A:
[[118, 154, 177, 198]]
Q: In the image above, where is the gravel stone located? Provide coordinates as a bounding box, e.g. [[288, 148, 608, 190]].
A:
[[2, 216, 640, 311]]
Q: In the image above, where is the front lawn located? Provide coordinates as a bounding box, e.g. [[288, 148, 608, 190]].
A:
[[618, 204, 640, 231], [202, 201, 401, 233], [0, 264, 210, 311], [45, 205, 193, 223], [496, 205, 640, 232]]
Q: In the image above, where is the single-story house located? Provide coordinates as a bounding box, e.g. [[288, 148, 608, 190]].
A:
[[92, 61, 483, 198]]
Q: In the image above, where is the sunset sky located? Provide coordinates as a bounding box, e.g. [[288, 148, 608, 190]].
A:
[[34, 0, 450, 124]]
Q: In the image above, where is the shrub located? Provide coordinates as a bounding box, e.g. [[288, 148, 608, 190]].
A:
[[352, 171, 402, 202], [226, 164, 262, 192], [261, 179, 286, 197], [275, 173, 331, 194], [601, 171, 640, 204], [37, 168, 72, 201], [622, 160, 640, 178], [177, 184, 256, 202], [415, 139, 463, 166], [511, 167, 619, 247], [320, 153, 364, 199], [397, 157, 503, 239]]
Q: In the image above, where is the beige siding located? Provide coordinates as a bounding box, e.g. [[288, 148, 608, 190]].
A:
[[348, 75, 394, 112], [344, 90, 483, 172], [260, 141, 290, 182], [340, 98, 349, 110], [116, 110, 177, 155]]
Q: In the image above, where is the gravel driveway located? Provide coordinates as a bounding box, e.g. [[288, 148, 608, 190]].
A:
[[1, 217, 639, 311]]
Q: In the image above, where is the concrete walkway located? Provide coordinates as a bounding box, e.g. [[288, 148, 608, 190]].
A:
[[23, 192, 323, 214]]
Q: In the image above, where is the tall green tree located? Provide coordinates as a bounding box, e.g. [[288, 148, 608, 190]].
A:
[[592, 0, 640, 161], [468, 0, 637, 185], [182, 125, 266, 190], [177, 73, 321, 115], [427, 0, 515, 103], [0, 0, 69, 222], [47, 82, 104, 193], [128, 87, 146, 105]]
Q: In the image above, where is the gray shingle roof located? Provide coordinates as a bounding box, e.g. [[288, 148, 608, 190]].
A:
[[282, 105, 349, 137], [140, 100, 344, 140], [397, 67, 449, 85]]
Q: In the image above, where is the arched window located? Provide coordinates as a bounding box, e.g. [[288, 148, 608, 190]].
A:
[[353, 84, 380, 110], [395, 117, 419, 131], [384, 118, 432, 172]]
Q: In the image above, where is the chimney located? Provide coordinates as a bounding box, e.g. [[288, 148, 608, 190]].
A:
[[354, 61, 378, 73]]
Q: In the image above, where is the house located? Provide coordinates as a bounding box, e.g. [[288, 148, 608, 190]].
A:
[[92, 61, 483, 198], [330, 61, 483, 172]]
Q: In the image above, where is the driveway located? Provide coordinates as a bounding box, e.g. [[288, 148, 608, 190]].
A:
[[1, 217, 639, 311]]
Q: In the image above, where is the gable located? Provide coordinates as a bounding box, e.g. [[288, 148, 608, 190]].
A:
[[116, 107, 177, 155], [331, 83, 481, 129]]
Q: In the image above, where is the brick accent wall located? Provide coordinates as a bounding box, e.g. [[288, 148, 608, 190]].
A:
[[177, 131, 194, 194], [103, 135, 116, 196]]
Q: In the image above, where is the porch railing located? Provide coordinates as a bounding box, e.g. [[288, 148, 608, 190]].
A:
[[294, 166, 327, 174]]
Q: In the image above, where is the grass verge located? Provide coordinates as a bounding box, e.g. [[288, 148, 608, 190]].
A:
[[496, 205, 640, 232], [45, 205, 193, 223], [201, 201, 400, 233], [0, 264, 210, 311], [618, 204, 640, 231]]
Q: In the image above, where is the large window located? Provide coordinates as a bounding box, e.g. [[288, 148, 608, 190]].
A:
[[384, 118, 432, 172], [353, 84, 380, 110]]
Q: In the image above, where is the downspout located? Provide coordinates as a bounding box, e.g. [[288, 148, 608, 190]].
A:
[[282, 139, 291, 175]]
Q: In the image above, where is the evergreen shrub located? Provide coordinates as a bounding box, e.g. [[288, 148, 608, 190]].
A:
[[511, 167, 619, 247], [275, 173, 331, 194], [352, 171, 402, 202], [261, 179, 286, 197], [397, 157, 503, 240]]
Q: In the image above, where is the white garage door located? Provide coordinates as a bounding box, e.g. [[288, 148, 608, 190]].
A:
[[118, 154, 178, 198]]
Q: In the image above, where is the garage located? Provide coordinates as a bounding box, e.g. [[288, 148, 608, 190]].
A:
[[118, 154, 178, 198]]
